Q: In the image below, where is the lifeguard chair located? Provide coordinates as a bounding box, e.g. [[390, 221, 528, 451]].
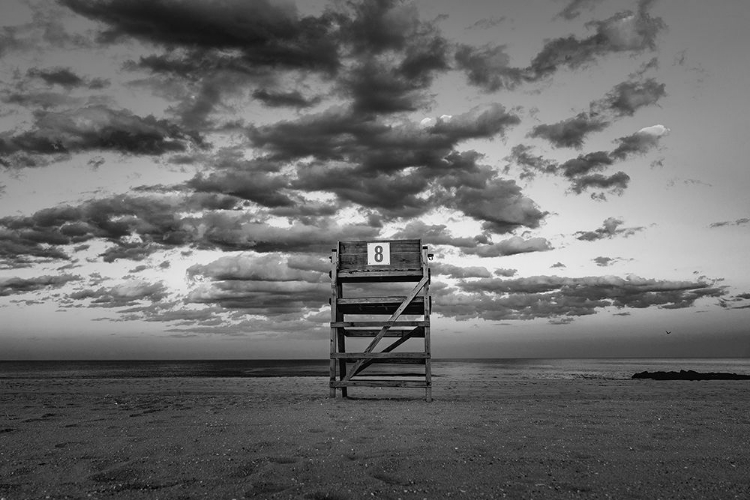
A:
[[329, 239, 432, 401]]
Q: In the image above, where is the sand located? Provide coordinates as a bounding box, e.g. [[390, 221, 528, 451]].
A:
[[1, 376, 749, 499]]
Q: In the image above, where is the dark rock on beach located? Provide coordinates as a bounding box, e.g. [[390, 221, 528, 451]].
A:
[[633, 370, 750, 380]]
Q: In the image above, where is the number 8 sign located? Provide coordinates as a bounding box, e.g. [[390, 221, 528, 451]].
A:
[[367, 242, 390, 265]]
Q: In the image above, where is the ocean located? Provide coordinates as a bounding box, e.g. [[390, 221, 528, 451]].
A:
[[0, 358, 748, 381]]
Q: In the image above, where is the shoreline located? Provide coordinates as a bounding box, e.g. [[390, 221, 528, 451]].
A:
[[2, 377, 749, 499]]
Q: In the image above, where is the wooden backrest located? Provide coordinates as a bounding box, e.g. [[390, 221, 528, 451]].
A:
[[337, 239, 423, 271]]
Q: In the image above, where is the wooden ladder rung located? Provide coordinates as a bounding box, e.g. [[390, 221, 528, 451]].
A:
[[331, 321, 428, 328], [332, 380, 430, 388], [343, 328, 424, 337], [331, 352, 429, 360]]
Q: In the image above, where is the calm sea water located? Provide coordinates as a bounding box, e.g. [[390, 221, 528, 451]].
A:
[[0, 358, 748, 381]]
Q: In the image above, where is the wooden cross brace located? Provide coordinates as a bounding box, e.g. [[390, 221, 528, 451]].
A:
[[343, 274, 429, 381]]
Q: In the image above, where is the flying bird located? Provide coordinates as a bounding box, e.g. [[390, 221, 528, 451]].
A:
[[665, 330, 671, 335]]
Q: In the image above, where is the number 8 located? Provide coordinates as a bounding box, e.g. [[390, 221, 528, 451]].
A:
[[374, 245, 384, 262]]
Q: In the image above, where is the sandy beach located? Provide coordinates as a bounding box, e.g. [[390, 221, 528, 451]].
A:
[[1, 377, 749, 499]]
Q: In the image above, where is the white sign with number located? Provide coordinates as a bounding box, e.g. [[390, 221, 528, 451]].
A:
[[367, 242, 390, 265]]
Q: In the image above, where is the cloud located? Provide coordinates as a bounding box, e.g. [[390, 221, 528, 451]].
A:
[[27, 67, 109, 89], [559, 151, 614, 177], [68, 279, 169, 307], [186, 253, 324, 283], [575, 217, 645, 241], [570, 171, 630, 195], [249, 103, 519, 169], [504, 144, 558, 179], [611, 124, 669, 159], [709, 217, 750, 228], [597, 78, 666, 116], [463, 236, 552, 257], [252, 88, 322, 109], [0, 274, 80, 296], [389, 221, 487, 249], [448, 178, 548, 234], [555, 0, 600, 21], [438, 274, 724, 322], [432, 263, 492, 279], [466, 17, 507, 30], [187, 168, 294, 208], [458, 1, 665, 90], [454, 44, 526, 91], [61, 0, 341, 73], [528, 113, 609, 149], [0, 105, 202, 167], [187, 275, 327, 315], [593, 256, 618, 267], [529, 78, 666, 149]]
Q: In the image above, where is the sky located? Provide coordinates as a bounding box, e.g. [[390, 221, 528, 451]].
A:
[[1, 0, 749, 360]]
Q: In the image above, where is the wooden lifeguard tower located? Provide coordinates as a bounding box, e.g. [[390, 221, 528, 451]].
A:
[[329, 239, 432, 401]]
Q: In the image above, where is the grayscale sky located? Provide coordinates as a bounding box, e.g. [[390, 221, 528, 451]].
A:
[[1, 0, 748, 359]]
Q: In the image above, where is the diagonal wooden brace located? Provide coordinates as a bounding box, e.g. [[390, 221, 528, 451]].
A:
[[352, 326, 421, 377], [344, 275, 429, 381]]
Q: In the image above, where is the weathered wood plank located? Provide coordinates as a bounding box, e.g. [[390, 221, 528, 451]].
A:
[[331, 380, 430, 388], [336, 296, 425, 315], [343, 328, 424, 337], [329, 248, 339, 398], [332, 352, 429, 359], [339, 239, 421, 254], [337, 269, 424, 282], [331, 321, 428, 328]]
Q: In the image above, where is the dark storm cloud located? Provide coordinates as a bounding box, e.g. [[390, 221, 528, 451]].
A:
[[0, 193, 237, 265], [337, 0, 421, 55], [187, 169, 294, 208], [593, 256, 617, 267], [293, 164, 430, 219], [60, 0, 341, 73], [558, 151, 613, 178], [446, 177, 548, 234], [570, 171, 630, 195], [597, 78, 666, 116], [341, 58, 433, 113], [575, 217, 645, 241], [610, 126, 667, 159], [458, 0, 665, 90], [0, 105, 202, 167], [0, 274, 80, 296], [528, 113, 609, 149], [248, 103, 519, 169], [438, 274, 724, 322], [252, 88, 321, 109], [334, 0, 450, 112], [27, 67, 109, 89], [248, 103, 543, 231], [454, 44, 527, 91]]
